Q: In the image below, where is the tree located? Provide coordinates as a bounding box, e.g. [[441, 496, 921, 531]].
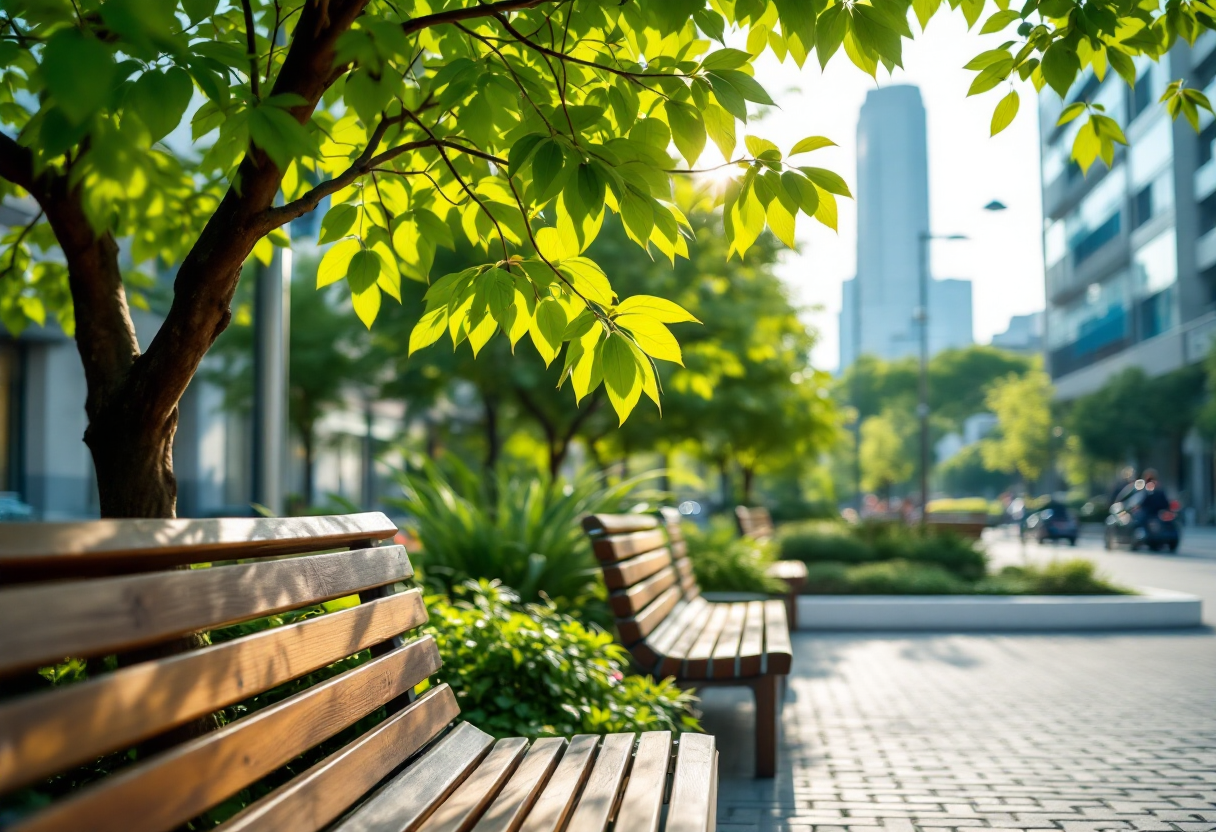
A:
[[981, 369, 1053, 484], [860, 411, 914, 499], [928, 346, 1034, 432], [2, 0, 1209, 517]]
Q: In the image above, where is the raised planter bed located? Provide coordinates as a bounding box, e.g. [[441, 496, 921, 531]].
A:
[[796, 587, 1202, 631]]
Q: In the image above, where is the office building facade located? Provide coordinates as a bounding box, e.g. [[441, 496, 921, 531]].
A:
[[839, 85, 975, 369]]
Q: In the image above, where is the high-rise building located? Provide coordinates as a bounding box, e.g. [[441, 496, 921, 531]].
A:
[[1038, 32, 1216, 515], [991, 311, 1044, 354], [839, 85, 974, 370]]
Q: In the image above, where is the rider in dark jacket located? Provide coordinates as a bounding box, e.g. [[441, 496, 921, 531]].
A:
[[1139, 469, 1171, 515]]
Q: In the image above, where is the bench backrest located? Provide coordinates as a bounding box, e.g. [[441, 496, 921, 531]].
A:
[[734, 506, 775, 541], [581, 511, 699, 651], [0, 513, 461, 832]]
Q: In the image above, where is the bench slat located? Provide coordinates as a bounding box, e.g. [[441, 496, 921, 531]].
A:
[[563, 733, 634, 832], [0, 589, 427, 792], [581, 514, 660, 535], [0, 546, 412, 676], [590, 528, 667, 563], [332, 721, 495, 832], [739, 601, 766, 677], [615, 584, 680, 645], [683, 603, 731, 679], [627, 598, 690, 671], [657, 601, 715, 678], [416, 737, 528, 832], [11, 639, 440, 832], [472, 737, 566, 832], [599, 548, 671, 591], [517, 735, 598, 832], [0, 513, 398, 581], [611, 731, 671, 832], [764, 599, 793, 675], [710, 603, 748, 680], [666, 734, 718, 832], [608, 565, 676, 618], [216, 685, 460, 832]]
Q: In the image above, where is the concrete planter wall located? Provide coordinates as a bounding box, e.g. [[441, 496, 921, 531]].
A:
[[797, 587, 1202, 631]]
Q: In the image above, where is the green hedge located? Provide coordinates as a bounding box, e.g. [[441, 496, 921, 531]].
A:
[[779, 519, 987, 580], [682, 517, 787, 594]]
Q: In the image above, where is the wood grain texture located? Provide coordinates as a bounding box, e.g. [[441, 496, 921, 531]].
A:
[[0, 590, 427, 792], [614, 585, 680, 646], [10, 639, 440, 832], [710, 603, 747, 680], [471, 737, 566, 832], [657, 601, 714, 678], [665, 734, 718, 832], [0, 513, 398, 581], [563, 733, 634, 832], [416, 737, 528, 832], [738, 601, 766, 678], [333, 721, 495, 832], [753, 674, 780, 778], [683, 603, 730, 679], [610, 731, 671, 832], [580, 514, 659, 536], [763, 600, 793, 675], [216, 685, 460, 832], [590, 529, 667, 564], [626, 598, 691, 672], [599, 549, 671, 591], [516, 735, 598, 832], [0, 546, 413, 676], [607, 566, 676, 618]]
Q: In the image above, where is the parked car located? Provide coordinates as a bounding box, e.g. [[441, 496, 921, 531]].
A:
[[1104, 483, 1180, 552], [1022, 505, 1078, 545]]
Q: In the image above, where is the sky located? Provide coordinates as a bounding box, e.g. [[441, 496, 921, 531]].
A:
[[732, 14, 1049, 372]]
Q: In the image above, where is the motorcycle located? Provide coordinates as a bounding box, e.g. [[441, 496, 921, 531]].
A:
[[1104, 484, 1181, 552], [1023, 506, 1078, 545]]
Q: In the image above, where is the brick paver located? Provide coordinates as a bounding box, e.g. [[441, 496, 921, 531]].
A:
[[699, 632, 1216, 832]]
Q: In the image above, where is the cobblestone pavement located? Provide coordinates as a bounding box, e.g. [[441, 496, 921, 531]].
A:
[[699, 631, 1216, 832]]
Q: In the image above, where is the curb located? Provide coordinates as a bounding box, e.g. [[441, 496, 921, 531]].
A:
[[796, 587, 1203, 631]]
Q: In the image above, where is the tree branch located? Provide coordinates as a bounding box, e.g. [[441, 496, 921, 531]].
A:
[[0, 131, 37, 194], [401, 0, 555, 36], [241, 0, 261, 100]]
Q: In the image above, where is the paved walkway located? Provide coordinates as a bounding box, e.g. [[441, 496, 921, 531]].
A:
[[699, 537, 1216, 831]]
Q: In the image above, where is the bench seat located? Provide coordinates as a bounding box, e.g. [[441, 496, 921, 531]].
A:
[[583, 512, 793, 777], [0, 513, 717, 832]]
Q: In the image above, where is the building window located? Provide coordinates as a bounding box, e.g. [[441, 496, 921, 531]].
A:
[[1129, 70, 1154, 122], [1129, 116, 1173, 187], [1132, 228, 1178, 299], [1199, 121, 1216, 167], [1064, 166, 1126, 264], [1131, 171, 1174, 229], [1046, 271, 1132, 376], [1073, 213, 1121, 264]]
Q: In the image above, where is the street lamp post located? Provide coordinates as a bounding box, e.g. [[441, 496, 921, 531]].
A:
[[915, 201, 1005, 524]]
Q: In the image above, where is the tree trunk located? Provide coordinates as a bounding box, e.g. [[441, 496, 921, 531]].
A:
[[303, 426, 316, 508], [741, 465, 755, 505], [84, 395, 179, 518]]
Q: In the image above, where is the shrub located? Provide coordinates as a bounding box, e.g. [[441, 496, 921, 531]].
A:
[[977, 560, 1130, 595], [391, 458, 657, 607], [779, 519, 987, 579], [842, 560, 970, 594], [424, 581, 701, 737], [926, 497, 1001, 516], [682, 517, 787, 594], [801, 561, 852, 593], [779, 524, 875, 565]]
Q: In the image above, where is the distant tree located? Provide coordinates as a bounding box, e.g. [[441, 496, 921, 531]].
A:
[[928, 347, 1035, 432], [205, 267, 375, 505], [981, 370, 1053, 484], [935, 444, 1013, 497], [860, 411, 914, 500]]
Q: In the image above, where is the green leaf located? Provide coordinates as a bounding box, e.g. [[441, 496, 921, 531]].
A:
[[968, 59, 1014, 96], [182, 0, 219, 23], [620, 189, 656, 244], [1041, 43, 1080, 99], [575, 163, 607, 217], [508, 133, 546, 174], [319, 204, 358, 244], [781, 171, 820, 217], [484, 268, 515, 322], [318, 239, 360, 288], [530, 296, 567, 366], [531, 139, 567, 203], [559, 257, 615, 305], [351, 284, 381, 329], [42, 29, 116, 124], [814, 187, 839, 231], [1057, 102, 1087, 125], [816, 5, 848, 69], [1107, 47, 1136, 89], [980, 9, 1021, 33], [990, 89, 1019, 135], [615, 295, 701, 323], [964, 49, 1013, 71], [127, 67, 193, 142], [799, 167, 852, 197], [630, 118, 671, 149], [345, 68, 391, 126], [960, 0, 985, 29], [706, 72, 749, 122], [410, 306, 449, 355], [666, 101, 707, 166], [700, 48, 752, 71], [711, 69, 776, 106], [912, 0, 942, 29], [602, 333, 641, 424], [347, 248, 382, 294], [616, 314, 683, 365], [703, 104, 737, 159], [790, 136, 836, 155]]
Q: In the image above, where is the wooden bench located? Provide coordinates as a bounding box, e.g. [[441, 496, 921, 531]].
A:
[[733, 505, 808, 627], [0, 513, 717, 832], [581, 512, 791, 778]]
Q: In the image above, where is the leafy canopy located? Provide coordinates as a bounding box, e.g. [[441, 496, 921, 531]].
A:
[[2, 0, 1212, 423]]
